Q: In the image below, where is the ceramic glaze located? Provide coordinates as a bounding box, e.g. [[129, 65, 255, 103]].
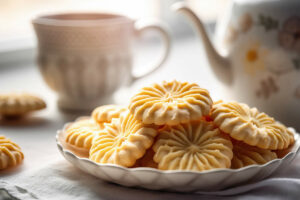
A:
[[33, 13, 171, 110], [173, 0, 300, 129]]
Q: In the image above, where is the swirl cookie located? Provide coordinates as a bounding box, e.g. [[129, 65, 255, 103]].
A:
[[134, 148, 157, 168], [211, 101, 294, 150], [129, 80, 212, 126], [65, 119, 100, 156], [274, 141, 295, 158], [92, 105, 127, 127], [231, 141, 277, 169], [153, 120, 233, 171], [90, 111, 157, 167], [0, 93, 46, 117], [0, 136, 24, 170]]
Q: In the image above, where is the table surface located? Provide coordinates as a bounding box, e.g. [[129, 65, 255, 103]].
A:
[[0, 37, 231, 178]]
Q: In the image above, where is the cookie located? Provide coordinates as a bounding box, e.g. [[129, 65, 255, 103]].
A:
[[92, 105, 127, 126], [0, 136, 24, 170], [90, 111, 157, 167], [134, 148, 157, 168], [153, 120, 233, 171], [211, 101, 294, 150], [274, 142, 295, 158], [129, 80, 212, 125], [64, 119, 100, 156], [231, 140, 277, 169], [0, 93, 46, 117]]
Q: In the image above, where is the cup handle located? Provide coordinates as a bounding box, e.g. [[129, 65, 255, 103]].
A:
[[131, 20, 171, 82]]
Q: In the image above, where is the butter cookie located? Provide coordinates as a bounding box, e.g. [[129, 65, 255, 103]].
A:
[[211, 101, 294, 150], [90, 111, 157, 167], [0, 93, 46, 117], [231, 140, 277, 169], [129, 80, 212, 125], [92, 105, 127, 127], [153, 120, 233, 171], [65, 119, 100, 156], [0, 136, 24, 170]]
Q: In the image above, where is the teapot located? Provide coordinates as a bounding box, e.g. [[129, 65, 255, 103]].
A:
[[173, 0, 300, 130]]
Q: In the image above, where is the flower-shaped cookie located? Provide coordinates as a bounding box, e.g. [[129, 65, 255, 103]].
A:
[[129, 80, 212, 125], [90, 111, 157, 167], [231, 141, 277, 169], [274, 145, 294, 158], [134, 148, 157, 168], [211, 101, 294, 150], [0, 136, 24, 170], [153, 120, 233, 171], [92, 105, 127, 127], [65, 119, 100, 155], [0, 93, 46, 117]]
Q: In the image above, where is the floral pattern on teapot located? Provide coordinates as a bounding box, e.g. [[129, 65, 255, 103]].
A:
[[224, 13, 300, 100]]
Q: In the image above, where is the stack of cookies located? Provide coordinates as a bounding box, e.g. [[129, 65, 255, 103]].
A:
[[64, 80, 295, 171]]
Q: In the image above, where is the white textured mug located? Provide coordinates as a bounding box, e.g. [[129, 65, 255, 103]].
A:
[[33, 13, 171, 110]]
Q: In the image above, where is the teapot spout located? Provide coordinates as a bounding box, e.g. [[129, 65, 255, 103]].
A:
[[172, 2, 232, 85]]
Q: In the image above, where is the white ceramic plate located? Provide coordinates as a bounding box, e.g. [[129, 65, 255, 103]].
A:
[[56, 117, 300, 192]]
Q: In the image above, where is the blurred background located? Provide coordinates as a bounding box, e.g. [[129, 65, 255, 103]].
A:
[[0, 0, 233, 114], [0, 0, 230, 67]]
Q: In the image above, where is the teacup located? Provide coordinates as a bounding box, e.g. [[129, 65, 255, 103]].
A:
[[33, 13, 171, 111]]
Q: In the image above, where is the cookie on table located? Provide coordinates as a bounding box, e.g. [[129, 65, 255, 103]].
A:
[[92, 105, 127, 128], [129, 80, 213, 125], [0, 136, 24, 170], [64, 118, 100, 156], [153, 120, 233, 171], [90, 111, 157, 167], [0, 93, 46, 117], [211, 101, 294, 150], [231, 140, 277, 169]]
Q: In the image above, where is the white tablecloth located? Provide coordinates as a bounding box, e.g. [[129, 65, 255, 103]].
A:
[[2, 155, 300, 200]]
